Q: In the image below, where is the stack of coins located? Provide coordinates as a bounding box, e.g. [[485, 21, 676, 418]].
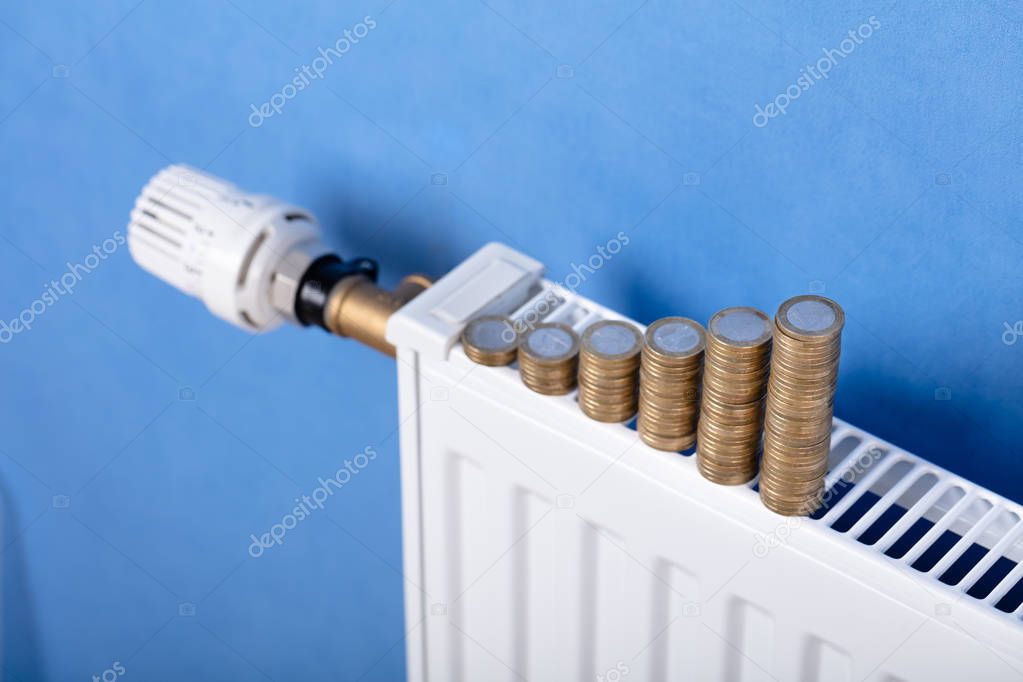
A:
[[461, 315, 519, 366], [518, 323, 580, 395], [759, 295, 844, 515], [637, 317, 706, 451], [697, 307, 773, 484], [578, 320, 643, 422]]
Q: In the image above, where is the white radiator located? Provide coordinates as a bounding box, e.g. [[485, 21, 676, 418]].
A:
[[387, 243, 1023, 682]]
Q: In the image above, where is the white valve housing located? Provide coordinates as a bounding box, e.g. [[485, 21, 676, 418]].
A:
[[127, 164, 328, 331]]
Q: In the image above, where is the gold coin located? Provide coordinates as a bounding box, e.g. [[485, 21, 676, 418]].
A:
[[518, 323, 580, 395], [578, 320, 643, 422], [759, 296, 844, 516], [637, 318, 706, 451], [696, 307, 772, 485], [461, 315, 518, 366], [775, 296, 844, 342]]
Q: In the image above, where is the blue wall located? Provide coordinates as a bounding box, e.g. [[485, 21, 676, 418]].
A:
[[0, 1, 1020, 679]]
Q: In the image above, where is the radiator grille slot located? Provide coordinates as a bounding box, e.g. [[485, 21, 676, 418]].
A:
[[995, 574, 1023, 613], [967, 556, 1017, 599], [939, 542, 991, 585], [830, 460, 914, 533], [882, 486, 966, 559], [856, 473, 939, 546], [912, 528, 966, 573]]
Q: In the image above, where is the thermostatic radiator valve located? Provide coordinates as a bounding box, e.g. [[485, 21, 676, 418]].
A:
[[127, 164, 428, 355]]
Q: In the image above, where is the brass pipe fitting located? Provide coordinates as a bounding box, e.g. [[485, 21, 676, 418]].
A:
[[324, 274, 431, 356]]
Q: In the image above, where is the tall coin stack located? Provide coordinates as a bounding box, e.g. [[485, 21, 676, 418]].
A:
[[697, 307, 773, 484], [759, 295, 845, 515], [518, 323, 580, 395], [578, 320, 643, 422], [637, 317, 706, 451]]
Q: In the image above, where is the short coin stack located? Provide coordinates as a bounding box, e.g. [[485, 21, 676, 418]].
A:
[[578, 320, 643, 422], [759, 295, 845, 515], [518, 323, 580, 395], [461, 315, 519, 366], [697, 307, 773, 484], [637, 317, 706, 451]]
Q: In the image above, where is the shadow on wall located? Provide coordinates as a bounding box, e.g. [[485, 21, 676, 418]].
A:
[[311, 188, 467, 289], [837, 369, 996, 490], [617, 263, 703, 325], [0, 475, 47, 680]]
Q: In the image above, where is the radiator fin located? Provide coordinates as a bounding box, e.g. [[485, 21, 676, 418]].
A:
[[723, 598, 775, 681], [647, 560, 701, 681], [803, 637, 851, 682]]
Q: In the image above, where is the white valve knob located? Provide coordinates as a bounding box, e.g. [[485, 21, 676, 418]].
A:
[[127, 164, 329, 331]]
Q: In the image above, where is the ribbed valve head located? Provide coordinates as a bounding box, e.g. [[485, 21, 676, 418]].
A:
[[127, 164, 328, 331]]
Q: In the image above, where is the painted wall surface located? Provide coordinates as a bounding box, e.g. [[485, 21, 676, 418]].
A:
[[0, 1, 1020, 679]]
